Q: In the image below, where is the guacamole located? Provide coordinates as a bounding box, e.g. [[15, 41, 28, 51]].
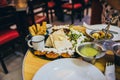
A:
[[80, 46, 98, 57]]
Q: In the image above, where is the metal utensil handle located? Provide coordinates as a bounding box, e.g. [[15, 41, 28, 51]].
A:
[[105, 23, 110, 39]]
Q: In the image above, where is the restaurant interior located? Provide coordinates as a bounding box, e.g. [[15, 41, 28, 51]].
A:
[[0, 0, 120, 80]]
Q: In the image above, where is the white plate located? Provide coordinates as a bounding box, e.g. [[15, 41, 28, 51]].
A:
[[86, 24, 120, 41], [33, 58, 106, 80]]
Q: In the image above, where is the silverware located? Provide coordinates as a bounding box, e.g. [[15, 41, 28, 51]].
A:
[[105, 23, 110, 39], [105, 62, 115, 80], [102, 29, 118, 34], [102, 21, 118, 34], [106, 62, 114, 66]]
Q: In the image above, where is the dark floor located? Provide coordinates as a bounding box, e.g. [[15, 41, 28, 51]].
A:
[[0, 8, 91, 80]]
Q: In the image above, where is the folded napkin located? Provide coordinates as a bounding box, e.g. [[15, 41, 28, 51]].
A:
[[105, 63, 115, 80]]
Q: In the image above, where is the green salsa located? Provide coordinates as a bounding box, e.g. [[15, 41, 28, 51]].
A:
[[80, 46, 98, 57]]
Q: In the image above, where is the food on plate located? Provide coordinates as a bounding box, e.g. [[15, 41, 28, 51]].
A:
[[34, 50, 46, 56], [61, 53, 71, 58], [50, 29, 68, 41], [76, 42, 105, 60], [45, 29, 72, 50], [70, 25, 86, 34], [91, 30, 112, 40], [54, 40, 72, 50], [45, 36, 53, 47], [80, 46, 99, 57], [33, 47, 74, 59], [46, 26, 91, 49], [28, 22, 47, 36], [52, 25, 69, 31], [33, 25, 96, 59], [45, 52, 59, 59], [68, 28, 88, 47], [45, 26, 91, 59]]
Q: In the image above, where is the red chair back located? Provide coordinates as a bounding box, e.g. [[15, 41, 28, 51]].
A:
[[0, 0, 7, 6], [61, 0, 84, 24]]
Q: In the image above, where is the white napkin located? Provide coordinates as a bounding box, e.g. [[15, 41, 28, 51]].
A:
[[105, 63, 115, 80]]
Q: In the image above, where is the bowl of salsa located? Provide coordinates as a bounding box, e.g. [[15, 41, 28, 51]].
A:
[[76, 42, 105, 61]]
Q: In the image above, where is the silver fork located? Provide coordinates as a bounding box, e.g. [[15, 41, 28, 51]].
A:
[[105, 62, 115, 80], [106, 62, 114, 66]]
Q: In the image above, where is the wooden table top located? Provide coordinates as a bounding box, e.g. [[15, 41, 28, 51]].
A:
[[22, 50, 120, 80], [22, 50, 50, 80]]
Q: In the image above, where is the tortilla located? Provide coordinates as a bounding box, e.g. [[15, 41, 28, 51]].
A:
[[45, 36, 53, 47], [45, 29, 72, 49], [54, 40, 72, 50]]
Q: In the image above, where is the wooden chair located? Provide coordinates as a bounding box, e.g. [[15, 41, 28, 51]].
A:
[[27, 0, 48, 26], [90, 0, 102, 25], [0, 6, 20, 74], [61, 0, 84, 24], [47, 0, 55, 22], [83, 0, 92, 15]]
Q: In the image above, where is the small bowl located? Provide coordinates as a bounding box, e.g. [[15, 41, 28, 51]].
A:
[[90, 30, 113, 41], [76, 42, 105, 61]]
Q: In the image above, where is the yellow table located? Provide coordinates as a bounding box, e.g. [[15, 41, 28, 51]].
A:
[[22, 50, 120, 80], [22, 50, 50, 80]]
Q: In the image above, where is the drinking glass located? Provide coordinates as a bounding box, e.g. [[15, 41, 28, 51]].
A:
[[112, 43, 120, 66]]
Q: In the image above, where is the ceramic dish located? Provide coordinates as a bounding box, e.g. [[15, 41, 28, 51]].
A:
[[86, 24, 120, 41], [33, 58, 106, 80], [76, 42, 105, 60]]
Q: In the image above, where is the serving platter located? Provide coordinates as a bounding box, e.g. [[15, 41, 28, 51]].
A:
[[28, 25, 93, 60], [29, 24, 118, 60]]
